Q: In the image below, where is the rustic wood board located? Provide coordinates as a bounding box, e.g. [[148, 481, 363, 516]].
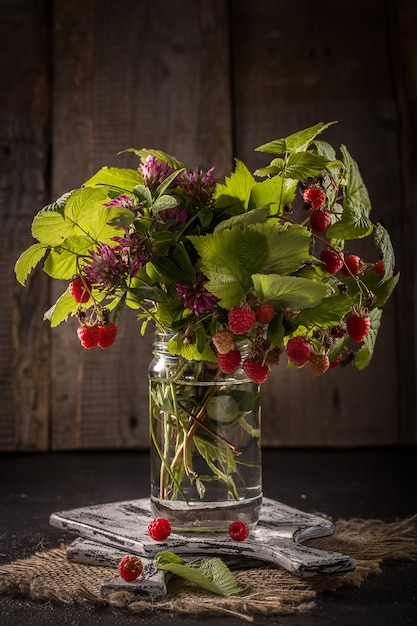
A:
[[50, 497, 356, 577]]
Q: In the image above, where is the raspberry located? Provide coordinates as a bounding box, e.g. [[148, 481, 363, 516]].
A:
[[98, 322, 118, 349], [346, 313, 371, 342], [329, 354, 343, 369], [255, 303, 274, 325], [341, 255, 362, 276], [148, 517, 172, 541], [303, 187, 326, 210], [212, 330, 235, 354], [228, 521, 249, 542], [310, 210, 331, 232], [118, 555, 143, 581], [320, 249, 344, 274], [217, 349, 241, 374], [228, 307, 256, 335], [242, 357, 269, 383], [77, 325, 99, 349], [69, 276, 91, 303], [308, 352, 330, 376], [286, 336, 311, 367], [373, 260, 385, 276]]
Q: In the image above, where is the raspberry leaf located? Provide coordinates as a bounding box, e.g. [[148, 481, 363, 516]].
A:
[[300, 294, 354, 326], [340, 145, 372, 211], [249, 177, 297, 215], [83, 166, 143, 190], [155, 552, 248, 597], [14, 243, 48, 285], [326, 203, 373, 240], [255, 121, 337, 154], [374, 222, 396, 282], [252, 274, 328, 310], [354, 308, 382, 370], [214, 159, 255, 213], [255, 222, 311, 275]]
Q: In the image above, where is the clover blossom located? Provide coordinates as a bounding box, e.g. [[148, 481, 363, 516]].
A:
[[111, 229, 155, 277], [179, 166, 217, 209], [176, 272, 218, 315], [105, 195, 135, 208], [139, 155, 176, 190], [158, 205, 188, 231], [83, 243, 129, 290]]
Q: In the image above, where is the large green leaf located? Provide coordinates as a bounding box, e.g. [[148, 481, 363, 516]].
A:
[[249, 176, 297, 214], [373, 222, 395, 281], [354, 308, 382, 370], [83, 166, 142, 191], [340, 145, 371, 212], [65, 188, 133, 241], [214, 206, 270, 232], [252, 274, 328, 310], [264, 151, 332, 180], [214, 159, 255, 213], [167, 334, 217, 362], [298, 294, 353, 326], [14, 243, 48, 285], [155, 552, 248, 597], [255, 121, 337, 154], [253, 222, 312, 275], [326, 203, 373, 240], [189, 227, 269, 309]]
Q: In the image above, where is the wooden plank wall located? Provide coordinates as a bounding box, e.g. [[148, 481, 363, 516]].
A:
[[1, 0, 416, 451]]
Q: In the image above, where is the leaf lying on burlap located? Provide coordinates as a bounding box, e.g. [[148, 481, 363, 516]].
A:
[[154, 551, 249, 597]]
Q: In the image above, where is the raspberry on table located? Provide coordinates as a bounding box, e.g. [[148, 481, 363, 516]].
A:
[[77, 325, 99, 349], [118, 555, 143, 582], [229, 521, 249, 542], [242, 356, 269, 383], [320, 249, 344, 274], [308, 352, 330, 376], [303, 187, 326, 210], [310, 210, 331, 232], [98, 322, 118, 349], [346, 313, 371, 342], [217, 349, 241, 374], [148, 517, 172, 541], [255, 302, 274, 325], [286, 336, 311, 367], [228, 307, 256, 335], [69, 276, 91, 303], [212, 330, 235, 354], [340, 255, 362, 276]]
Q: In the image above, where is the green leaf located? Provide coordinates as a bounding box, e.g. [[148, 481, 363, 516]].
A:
[[83, 166, 142, 191], [214, 159, 255, 213], [267, 151, 331, 180], [167, 334, 217, 362], [189, 227, 269, 309], [214, 206, 270, 232], [373, 222, 395, 281], [252, 274, 328, 310], [155, 552, 248, 597], [44, 290, 83, 326], [41, 190, 74, 215], [356, 270, 400, 308], [206, 395, 240, 424], [42, 235, 96, 280], [267, 312, 286, 347], [14, 243, 48, 285], [249, 177, 297, 214], [354, 308, 382, 370], [153, 194, 178, 213], [326, 203, 373, 240], [299, 294, 353, 326], [254, 222, 312, 275], [340, 145, 371, 212], [255, 121, 337, 154]]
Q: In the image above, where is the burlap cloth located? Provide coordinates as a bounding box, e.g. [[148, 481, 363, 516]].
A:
[[1, 515, 416, 622]]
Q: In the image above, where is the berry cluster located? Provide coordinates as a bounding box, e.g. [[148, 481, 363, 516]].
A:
[[69, 276, 118, 349], [212, 301, 279, 384]]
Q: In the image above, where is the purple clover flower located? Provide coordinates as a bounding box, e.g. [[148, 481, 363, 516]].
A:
[[158, 205, 188, 231], [178, 166, 218, 209], [83, 243, 129, 290], [139, 155, 176, 190], [111, 229, 155, 277], [104, 195, 134, 208], [176, 272, 218, 316]]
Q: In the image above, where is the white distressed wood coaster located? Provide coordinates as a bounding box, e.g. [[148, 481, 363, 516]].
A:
[[50, 497, 355, 579]]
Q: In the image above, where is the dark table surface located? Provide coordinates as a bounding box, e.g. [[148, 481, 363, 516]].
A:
[[1, 447, 416, 625]]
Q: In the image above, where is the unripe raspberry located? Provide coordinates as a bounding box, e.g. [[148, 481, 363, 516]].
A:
[[212, 330, 235, 354], [309, 352, 330, 376], [320, 250, 344, 274], [286, 336, 311, 367]]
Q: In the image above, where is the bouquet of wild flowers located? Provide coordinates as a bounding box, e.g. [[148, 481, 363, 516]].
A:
[[15, 121, 398, 381]]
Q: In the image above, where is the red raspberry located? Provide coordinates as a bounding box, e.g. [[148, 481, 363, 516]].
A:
[[346, 313, 371, 342], [148, 517, 172, 541], [217, 349, 241, 374], [303, 187, 326, 210], [98, 322, 118, 349], [77, 325, 99, 349], [118, 555, 143, 581], [228, 521, 249, 542], [242, 357, 269, 383], [212, 330, 235, 354], [341, 255, 362, 276], [373, 260, 385, 276], [228, 307, 256, 334], [69, 276, 91, 303], [255, 303, 274, 325], [320, 249, 344, 274], [329, 354, 343, 369], [308, 352, 330, 376], [310, 210, 331, 232], [286, 336, 311, 367]]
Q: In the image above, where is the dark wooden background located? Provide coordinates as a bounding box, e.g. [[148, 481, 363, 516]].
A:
[[1, 0, 416, 451]]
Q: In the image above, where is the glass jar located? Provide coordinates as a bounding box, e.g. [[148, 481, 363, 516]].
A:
[[149, 332, 262, 532]]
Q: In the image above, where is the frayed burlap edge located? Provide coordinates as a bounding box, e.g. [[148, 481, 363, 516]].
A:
[[0, 515, 416, 622]]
